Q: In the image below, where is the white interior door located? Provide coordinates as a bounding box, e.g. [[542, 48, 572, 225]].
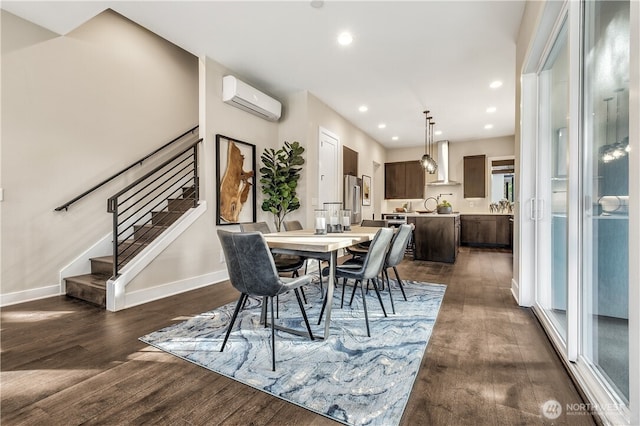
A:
[[318, 127, 339, 208]]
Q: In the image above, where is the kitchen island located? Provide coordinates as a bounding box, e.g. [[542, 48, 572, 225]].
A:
[[406, 213, 460, 263]]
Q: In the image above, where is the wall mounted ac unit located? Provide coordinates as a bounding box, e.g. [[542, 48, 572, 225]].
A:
[[222, 75, 282, 122]]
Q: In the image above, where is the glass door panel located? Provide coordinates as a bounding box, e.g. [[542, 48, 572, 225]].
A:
[[582, 0, 630, 403], [536, 18, 569, 342]]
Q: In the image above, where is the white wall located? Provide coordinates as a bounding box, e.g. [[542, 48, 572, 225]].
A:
[[0, 10, 198, 299], [384, 135, 515, 213]]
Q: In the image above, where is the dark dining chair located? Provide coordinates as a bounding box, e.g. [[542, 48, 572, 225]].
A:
[[240, 222, 307, 304], [319, 227, 394, 337], [217, 230, 314, 371], [283, 220, 328, 292], [345, 219, 388, 259]]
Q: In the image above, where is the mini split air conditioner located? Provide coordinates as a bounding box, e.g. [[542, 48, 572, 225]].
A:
[[222, 75, 282, 122]]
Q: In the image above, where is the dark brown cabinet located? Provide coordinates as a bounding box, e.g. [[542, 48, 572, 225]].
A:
[[409, 215, 460, 263], [463, 155, 486, 198], [460, 214, 512, 248], [343, 146, 358, 177], [384, 161, 425, 199]]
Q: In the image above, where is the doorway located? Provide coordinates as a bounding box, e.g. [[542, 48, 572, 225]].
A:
[[318, 127, 339, 208]]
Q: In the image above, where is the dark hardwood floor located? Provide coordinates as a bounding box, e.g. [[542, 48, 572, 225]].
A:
[[1, 247, 594, 425]]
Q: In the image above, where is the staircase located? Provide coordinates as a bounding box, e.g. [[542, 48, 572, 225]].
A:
[[64, 186, 196, 307]]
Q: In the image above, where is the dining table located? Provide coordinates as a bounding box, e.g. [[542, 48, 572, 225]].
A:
[[263, 225, 380, 339]]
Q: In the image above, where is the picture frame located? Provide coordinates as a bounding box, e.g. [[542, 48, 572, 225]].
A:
[[216, 134, 257, 226], [362, 175, 372, 206]]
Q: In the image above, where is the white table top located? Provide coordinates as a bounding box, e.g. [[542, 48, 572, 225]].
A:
[[263, 226, 379, 253]]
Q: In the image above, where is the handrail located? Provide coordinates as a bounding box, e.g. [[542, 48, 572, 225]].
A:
[[108, 138, 201, 277], [54, 125, 199, 211]]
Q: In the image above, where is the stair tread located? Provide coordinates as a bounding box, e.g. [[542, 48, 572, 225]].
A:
[[91, 256, 113, 264], [65, 273, 108, 289]]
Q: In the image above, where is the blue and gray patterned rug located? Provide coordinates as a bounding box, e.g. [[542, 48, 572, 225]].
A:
[[140, 279, 446, 425]]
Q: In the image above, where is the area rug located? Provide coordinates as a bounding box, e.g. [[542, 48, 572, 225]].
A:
[[140, 279, 446, 426]]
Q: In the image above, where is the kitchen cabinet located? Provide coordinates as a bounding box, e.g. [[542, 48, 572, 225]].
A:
[[384, 161, 424, 199], [343, 146, 358, 177], [460, 214, 512, 248], [408, 215, 459, 263], [463, 155, 486, 198]]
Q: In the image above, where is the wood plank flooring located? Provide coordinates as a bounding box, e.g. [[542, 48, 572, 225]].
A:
[[1, 247, 594, 425]]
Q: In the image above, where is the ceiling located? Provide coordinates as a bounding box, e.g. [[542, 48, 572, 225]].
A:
[[2, 1, 525, 148]]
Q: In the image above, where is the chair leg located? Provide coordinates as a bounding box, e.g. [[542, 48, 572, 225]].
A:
[[261, 296, 268, 326], [220, 293, 247, 352], [349, 279, 360, 306], [392, 266, 408, 301], [384, 269, 396, 315], [294, 288, 315, 341], [360, 280, 370, 337], [371, 278, 388, 317], [317, 260, 324, 292], [293, 270, 308, 304], [318, 287, 328, 325], [341, 277, 348, 308], [270, 296, 276, 371]]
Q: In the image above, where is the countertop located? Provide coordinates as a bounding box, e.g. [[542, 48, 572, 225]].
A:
[[384, 212, 513, 218]]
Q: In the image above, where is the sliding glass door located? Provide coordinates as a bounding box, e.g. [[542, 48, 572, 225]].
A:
[[581, 0, 630, 404], [528, 1, 632, 419], [536, 16, 569, 344]]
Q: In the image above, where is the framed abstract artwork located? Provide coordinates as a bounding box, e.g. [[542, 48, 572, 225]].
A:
[[215, 134, 257, 225], [362, 175, 372, 206]]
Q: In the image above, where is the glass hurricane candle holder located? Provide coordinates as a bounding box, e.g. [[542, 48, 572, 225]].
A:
[[323, 202, 343, 233], [341, 209, 351, 231], [314, 209, 327, 235]]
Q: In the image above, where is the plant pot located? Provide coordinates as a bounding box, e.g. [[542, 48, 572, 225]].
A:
[[437, 206, 452, 214]]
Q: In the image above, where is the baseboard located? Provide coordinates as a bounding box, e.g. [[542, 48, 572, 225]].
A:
[[511, 278, 520, 304], [122, 269, 229, 310], [0, 284, 61, 307]]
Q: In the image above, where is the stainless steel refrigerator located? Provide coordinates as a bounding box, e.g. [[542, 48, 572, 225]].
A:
[[343, 175, 362, 224]]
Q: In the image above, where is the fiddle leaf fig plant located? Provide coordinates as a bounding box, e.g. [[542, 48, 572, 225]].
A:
[[259, 141, 305, 231]]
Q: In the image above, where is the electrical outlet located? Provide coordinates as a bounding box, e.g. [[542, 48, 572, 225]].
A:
[[219, 251, 225, 263]]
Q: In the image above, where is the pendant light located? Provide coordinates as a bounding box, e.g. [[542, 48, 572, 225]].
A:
[[420, 110, 438, 173]]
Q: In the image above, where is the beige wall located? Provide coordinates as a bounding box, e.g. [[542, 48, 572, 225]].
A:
[[126, 56, 281, 293], [1, 10, 198, 296], [303, 93, 387, 224], [383, 135, 515, 214]]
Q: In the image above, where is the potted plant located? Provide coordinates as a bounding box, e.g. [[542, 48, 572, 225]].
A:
[[259, 141, 305, 231], [437, 199, 453, 214]]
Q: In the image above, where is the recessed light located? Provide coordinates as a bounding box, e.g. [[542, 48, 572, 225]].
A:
[[434, 130, 443, 136], [358, 105, 368, 112], [338, 32, 353, 46], [489, 81, 503, 89], [486, 106, 497, 113], [484, 124, 494, 129], [392, 136, 399, 141], [310, 0, 324, 8], [378, 123, 386, 129]]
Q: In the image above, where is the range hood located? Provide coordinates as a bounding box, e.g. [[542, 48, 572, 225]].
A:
[[427, 140, 461, 186]]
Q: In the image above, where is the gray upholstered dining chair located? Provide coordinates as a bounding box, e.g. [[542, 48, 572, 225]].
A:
[[217, 230, 314, 371], [345, 219, 388, 258], [342, 224, 414, 314], [380, 224, 414, 314], [283, 220, 328, 292], [240, 222, 307, 304], [319, 227, 394, 337]]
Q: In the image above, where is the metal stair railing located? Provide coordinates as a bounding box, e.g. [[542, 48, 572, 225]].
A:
[[107, 139, 201, 278]]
